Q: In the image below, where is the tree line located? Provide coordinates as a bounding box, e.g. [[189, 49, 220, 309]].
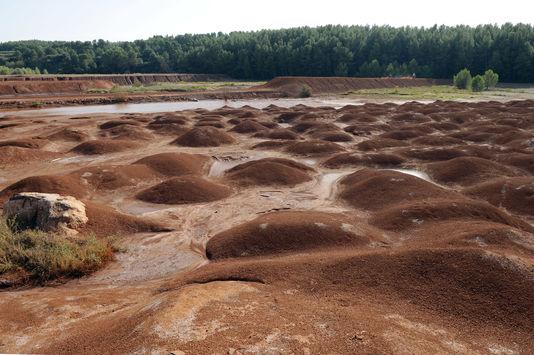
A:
[[0, 24, 533, 82]]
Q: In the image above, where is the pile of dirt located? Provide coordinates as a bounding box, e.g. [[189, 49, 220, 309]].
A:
[[98, 120, 141, 130], [225, 158, 314, 187], [312, 130, 353, 142], [253, 128, 300, 140], [171, 127, 235, 147], [134, 152, 210, 176], [71, 139, 140, 155], [339, 169, 451, 211], [379, 129, 422, 140], [0, 80, 113, 95], [425, 157, 520, 186], [497, 153, 534, 174], [0, 174, 88, 203], [71, 164, 159, 190], [464, 177, 534, 217], [357, 138, 408, 151], [46, 128, 89, 142], [284, 140, 345, 156], [206, 211, 373, 259], [0, 146, 58, 165], [135, 176, 232, 204], [250, 140, 294, 150], [322, 152, 405, 168], [80, 201, 169, 237], [230, 120, 269, 134], [146, 114, 190, 135], [369, 198, 533, 232], [0, 138, 48, 149], [258, 76, 448, 96], [397, 147, 467, 161], [99, 125, 154, 141], [411, 135, 464, 146]]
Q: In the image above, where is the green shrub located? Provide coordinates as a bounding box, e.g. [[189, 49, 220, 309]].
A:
[[298, 85, 312, 98], [0, 219, 115, 285], [484, 69, 499, 89], [472, 75, 486, 92], [453, 68, 472, 90]]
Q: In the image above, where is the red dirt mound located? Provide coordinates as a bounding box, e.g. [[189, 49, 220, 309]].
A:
[[397, 147, 467, 161], [250, 140, 294, 150], [312, 130, 354, 142], [357, 138, 408, 151], [230, 120, 269, 134], [80, 201, 169, 237], [369, 198, 533, 232], [339, 168, 451, 211], [135, 176, 232, 204], [0, 174, 88, 203], [46, 128, 89, 142], [225, 158, 314, 187], [99, 125, 154, 140], [411, 135, 464, 146], [146, 114, 190, 135], [379, 129, 422, 140], [425, 157, 520, 186], [497, 153, 534, 174], [464, 177, 534, 217], [171, 127, 235, 147], [98, 120, 141, 130], [0, 80, 113, 95], [71, 139, 140, 155], [322, 152, 405, 168], [206, 211, 373, 259], [258, 76, 447, 96], [0, 146, 58, 165], [253, 128, 300, 140], [284, 140, 345, 156], [70, 164, 160, 190], [0, 138, 48, 149], [291, 121, 338, 133], [134, 152, 210, 176]]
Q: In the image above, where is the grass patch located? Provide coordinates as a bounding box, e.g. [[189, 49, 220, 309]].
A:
[[0, 219, 116, 286], [87, 81, 265, 94], [346, 85, 481, 100]]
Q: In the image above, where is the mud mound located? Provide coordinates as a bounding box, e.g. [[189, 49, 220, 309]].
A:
[[171, 127, 235, 147], [322, 152, 405, 168], [134, 152, 210, 176], [146, 114, 190, 135], [464, 177, 534, 217], [80, 201, 168, 237], [312, 131, 353, 142], [357, 138, 408, 151], [398, 147, 467, 161], [291, 121, 338, 133], [230, 120, 269, 134], [135, 176, 232, 204], [259, 76, 446, 96], [425, 157, 520, 186], [497, 153, 534, 174], [285, 140, 345, 156], [194, 121, 226, 129], [98, 120, 141, 130], [250, 140, 294, 150], [99, 125, 154, 140], [47, 128, 89, 142], [0, 175, 88, 202], [253, 128, 300, 140], [379, 129, 421, 140], [71, 164, 159, 190], [0, 138, 48, 149], [71, 139, 140, 155], [370, 198, 533, 232], [225, 158, 314, 187], [206, 211, 372, 259], [0, 146, 58, 165], [339, 169, 450, 211], [337, 113, 378, 123], [411, 135, 464, 146]]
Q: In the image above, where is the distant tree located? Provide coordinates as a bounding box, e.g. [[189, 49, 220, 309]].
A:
[[472, 75, 486, 92], [483, 69, 499, 89], [453, 68, 472, 89]]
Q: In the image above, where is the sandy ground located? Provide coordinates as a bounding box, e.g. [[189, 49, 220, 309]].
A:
[[0, 98, 533, 354]]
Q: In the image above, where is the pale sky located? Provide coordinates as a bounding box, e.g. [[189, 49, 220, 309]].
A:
[[1, 0, 533, 42]]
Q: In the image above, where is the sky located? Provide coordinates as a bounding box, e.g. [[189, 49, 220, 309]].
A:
[[1, 0, 533, 42]]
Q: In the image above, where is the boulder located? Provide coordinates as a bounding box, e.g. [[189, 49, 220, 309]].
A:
[[3, 192, 88, 235]]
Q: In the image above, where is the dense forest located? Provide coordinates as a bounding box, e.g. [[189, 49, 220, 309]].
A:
[[0, 24, 533, 82]]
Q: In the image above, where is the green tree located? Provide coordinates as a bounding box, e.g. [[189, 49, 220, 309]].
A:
[[453, 68, 472, 89], [472, 75, 486, 91], [483, 69, 499, 89]]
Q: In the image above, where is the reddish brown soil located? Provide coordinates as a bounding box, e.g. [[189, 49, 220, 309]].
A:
[[0, 138, 48, 149], [206, 211, 373, 259], [71, 139, 140, 155], [1, 98, 534, 354], [171, 126, 236, 147], [134, 152, 210, 176], [0, 80, 113, 95], [225, 158, 314, 187], [253, 128, 300, 140], [135, 176, 232, 204]]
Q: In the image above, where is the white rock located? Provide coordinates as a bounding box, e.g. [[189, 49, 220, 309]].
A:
[[3, 192, 88, 235]]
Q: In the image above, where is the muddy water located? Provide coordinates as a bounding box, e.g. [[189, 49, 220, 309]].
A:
[[0, 98, 360, 117]]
